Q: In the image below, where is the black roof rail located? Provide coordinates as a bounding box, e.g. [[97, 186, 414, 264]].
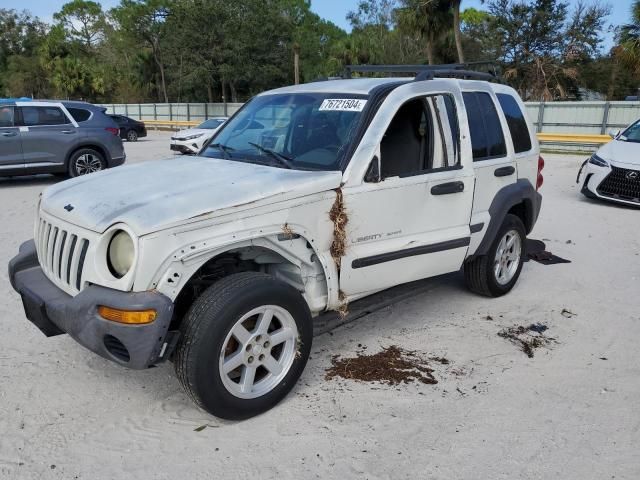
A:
[[342, 63, 500, 83]]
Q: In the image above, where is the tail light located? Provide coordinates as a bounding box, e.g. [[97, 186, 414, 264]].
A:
[[536, 155, 545, 190], [106, 127, 119, 136]]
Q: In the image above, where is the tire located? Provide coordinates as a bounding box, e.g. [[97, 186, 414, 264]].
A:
[[68, 148, 106, 177], [174, 272, 313, 420], [464, 214, 526, 297], [126, 130, 138, 142]]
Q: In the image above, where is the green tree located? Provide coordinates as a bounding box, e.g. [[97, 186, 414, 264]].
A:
[[110, 0, 172, 102], [0, 9, 48, 97], [486, 0, 610, 100], [53, 0, 107, 50], [619, 0, 640, 74], [396, 0, 452, 65]]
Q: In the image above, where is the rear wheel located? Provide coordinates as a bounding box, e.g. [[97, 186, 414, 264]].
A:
[[68, 148, 106, 177], [126, 130, 138, 142], [174, 272, 312, 420], [464, 214, 526, 297]]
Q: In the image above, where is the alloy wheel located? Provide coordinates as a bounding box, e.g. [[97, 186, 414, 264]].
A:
[[219, 305, 298, 399], [74, 154, 103, 175], [493, 229, 522, 285]]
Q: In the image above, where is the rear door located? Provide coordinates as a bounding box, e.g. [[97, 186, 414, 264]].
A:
[[461, 89, 516, 250], [18, 104, 79, 167], [0, 106, 23, 168]]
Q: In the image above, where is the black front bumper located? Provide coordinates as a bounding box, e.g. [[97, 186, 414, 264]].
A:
[[9, 240, 175, 369]]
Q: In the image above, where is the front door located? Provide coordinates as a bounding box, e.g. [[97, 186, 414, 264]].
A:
[[0, 106, 23, 169], [340, 92, 474, 297]]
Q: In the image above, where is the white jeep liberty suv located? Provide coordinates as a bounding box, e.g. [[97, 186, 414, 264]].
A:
[[9, 65, 543, 419]]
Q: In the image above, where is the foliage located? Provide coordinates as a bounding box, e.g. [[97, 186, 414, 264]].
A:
[[618, 0, 640, 77], [0, 0, 635, 103]]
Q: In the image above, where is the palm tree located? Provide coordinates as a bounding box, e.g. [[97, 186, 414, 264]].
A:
[[619, 0, 640, 73], [397, 0, 451, 65]]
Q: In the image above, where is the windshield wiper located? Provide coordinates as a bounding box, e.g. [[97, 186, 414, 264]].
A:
[[248, 142, 293, 169], [208, 143, 234, 159]]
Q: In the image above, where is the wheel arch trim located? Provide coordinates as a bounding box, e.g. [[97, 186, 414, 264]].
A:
[[469, 179, 542, 259]]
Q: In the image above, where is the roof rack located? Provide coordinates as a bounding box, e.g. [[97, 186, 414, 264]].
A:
[[342, 63, 500, 83]]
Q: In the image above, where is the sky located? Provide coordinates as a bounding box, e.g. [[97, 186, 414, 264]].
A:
[[4, 0, 633, 51]]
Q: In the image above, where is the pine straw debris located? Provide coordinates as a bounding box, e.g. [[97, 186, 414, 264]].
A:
[[325, 345, 438, 385], [497, 323, 555, 358], [329, 189, 348, 268]]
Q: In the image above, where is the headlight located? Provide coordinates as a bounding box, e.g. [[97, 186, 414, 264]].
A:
[[182, 133, 203, 140], [588, 154, 608, 167], [107, 230, 135, 278]]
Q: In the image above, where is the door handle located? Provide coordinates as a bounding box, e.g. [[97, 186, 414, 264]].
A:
[[431, 181, 465, 195], [61, 130, 76, 134], [1, 131, 17, 137], [494, 166, 515, 177]]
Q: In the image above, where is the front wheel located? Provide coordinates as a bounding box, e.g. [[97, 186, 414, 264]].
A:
[[464, 214, 526, 297], [174, 272, 313, 420]]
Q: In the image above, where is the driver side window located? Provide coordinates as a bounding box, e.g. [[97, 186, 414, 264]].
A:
[[380, 94, 460, 179]]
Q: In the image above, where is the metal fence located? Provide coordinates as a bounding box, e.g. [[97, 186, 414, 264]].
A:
[[100, 102, 244, 122], [525, 101, 640, 135], [101, 101, 640, 135]]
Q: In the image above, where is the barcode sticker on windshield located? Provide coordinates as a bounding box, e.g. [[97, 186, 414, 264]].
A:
[[319, 99, 367, 112]]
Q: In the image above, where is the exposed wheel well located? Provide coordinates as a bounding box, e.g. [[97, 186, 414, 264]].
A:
[[507, 201, 532, 234], [170, 244, 326, 330]]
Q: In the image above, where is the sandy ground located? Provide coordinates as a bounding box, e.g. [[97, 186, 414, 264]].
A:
[[1, 132, 639, 479]]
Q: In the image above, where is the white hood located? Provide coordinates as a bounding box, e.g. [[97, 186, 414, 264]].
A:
[[41, 157, 342, 235], [597, 139, 640, 167]]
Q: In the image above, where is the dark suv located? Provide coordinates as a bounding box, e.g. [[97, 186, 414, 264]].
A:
[[0, 99, 125, 177]]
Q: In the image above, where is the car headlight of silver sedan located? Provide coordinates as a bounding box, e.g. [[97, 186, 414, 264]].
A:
[[182, 133, 204, 141], [107, 230, 135, 278]]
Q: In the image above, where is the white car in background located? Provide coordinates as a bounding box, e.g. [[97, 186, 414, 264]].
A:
[[170, 117, 228, 154], [578, 119, 640, 206]]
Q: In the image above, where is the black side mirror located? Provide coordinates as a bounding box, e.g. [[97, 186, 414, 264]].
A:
[[364, 155, 381, 183]]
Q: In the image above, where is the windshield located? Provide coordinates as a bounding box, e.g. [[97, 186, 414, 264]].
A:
[[200, 93, 368, 170], [620, 120, 640, 143], [199, 118, 226, 129]]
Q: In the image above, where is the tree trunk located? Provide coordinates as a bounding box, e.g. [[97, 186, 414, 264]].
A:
[[607, 50, 620, 100], [452, 2, 465, 64], [293, 43, 300, 85], [221, 78, 228, 116], [425, 38, 435, 65], [152, 39, 169, 103], [207, 82, 213, 103], [229, 81, 238, 103]]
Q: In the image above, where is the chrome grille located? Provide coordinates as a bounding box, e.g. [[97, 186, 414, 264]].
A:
[[597, 166, 640, 204], [36, 216, 91, 293]]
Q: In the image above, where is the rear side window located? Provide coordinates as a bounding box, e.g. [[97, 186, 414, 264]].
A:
[[68, 107, 92, 122], [0, 106, 15, 127], [20, 106, 70, 126], [497, 94, 532, 153], [462, 92, 507, 161]]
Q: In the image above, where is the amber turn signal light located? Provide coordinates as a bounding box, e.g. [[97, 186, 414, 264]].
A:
[[98, 306, 157, 324]]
